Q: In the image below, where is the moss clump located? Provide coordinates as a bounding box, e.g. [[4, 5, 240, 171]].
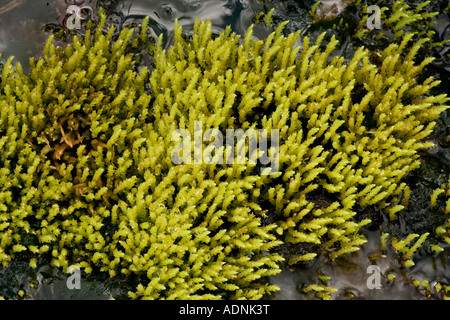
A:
[[0, 11, 283, 300], [354, 0, 443, 40], [366, 178, 450, 300], [432, 176, 450, 245], [405, 177, 450, 300], [0, 5, 448, 299]]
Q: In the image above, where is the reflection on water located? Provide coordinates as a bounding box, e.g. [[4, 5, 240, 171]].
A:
[[0, 0, 58, 71], [0, 0, 266, 72], [0, 0, 449, 300], [270, 230, 449, 300]]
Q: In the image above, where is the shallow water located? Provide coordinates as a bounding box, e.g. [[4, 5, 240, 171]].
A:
[[0, 0, 449, 300], [270, 229, 449, 300], [0, 0, 268, 71]]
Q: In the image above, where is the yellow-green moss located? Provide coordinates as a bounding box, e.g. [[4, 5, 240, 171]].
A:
[[0, 3, 448, 299]]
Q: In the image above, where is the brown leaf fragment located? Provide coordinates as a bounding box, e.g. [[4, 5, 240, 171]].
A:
[[53, 143, 68, 160], [74, 182, 87, 196], [91, 139, 107, 149]]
